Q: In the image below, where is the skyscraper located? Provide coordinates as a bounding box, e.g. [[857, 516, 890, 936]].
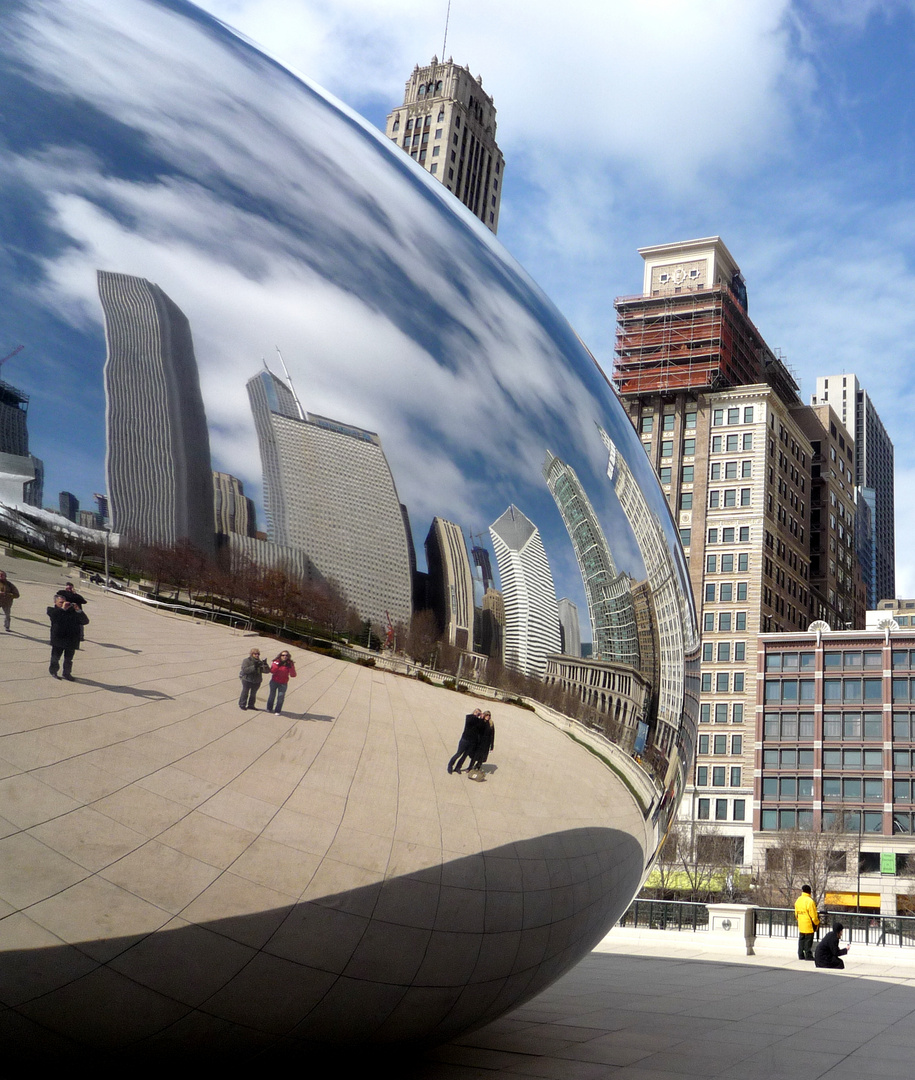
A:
[[614, 237, 839, 865], [811, 374, 895, 607], [97, 270, 213, 552], [424, 516, 475, 650], [213, 471, 256, 538], [489, 504, 561, 678], [246, 369, 413, 630], [386, 57, 504, 233], [0, 375, 42, 507], [543, 449, 639, 667]]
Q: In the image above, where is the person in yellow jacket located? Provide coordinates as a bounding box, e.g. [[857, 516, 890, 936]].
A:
[[795, 884, 820, 960]]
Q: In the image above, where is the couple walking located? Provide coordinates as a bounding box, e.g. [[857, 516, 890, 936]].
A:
[[447, 707, 495, 779]]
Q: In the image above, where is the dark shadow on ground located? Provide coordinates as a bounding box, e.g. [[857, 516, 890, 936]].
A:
[[68, 678, 172, 700], [88, 640, 143, 654]]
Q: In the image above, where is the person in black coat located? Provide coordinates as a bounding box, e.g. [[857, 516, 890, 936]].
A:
[[468, 711, 495, 775], [815, 921, 850, 969], [447, 709, 485, 774], [47, 595, 88, 680]]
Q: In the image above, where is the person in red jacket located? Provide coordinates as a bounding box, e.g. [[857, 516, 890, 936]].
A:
[[266, 650, 297, 714]]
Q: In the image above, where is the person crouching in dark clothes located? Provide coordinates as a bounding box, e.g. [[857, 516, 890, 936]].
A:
[[468, 711, 495, 776], [448, 709, 484, 773], [47, 595, 88, 680], [815, 921, 850, 969]]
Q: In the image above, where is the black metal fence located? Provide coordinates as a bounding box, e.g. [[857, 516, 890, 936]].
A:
[[753, 907, 915, 948], [618, 898, 709, 932]]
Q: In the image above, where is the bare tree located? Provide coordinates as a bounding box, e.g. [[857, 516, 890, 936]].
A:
[[756, 821, 850, 908]]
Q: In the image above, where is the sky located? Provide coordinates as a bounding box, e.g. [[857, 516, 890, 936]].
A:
[[3, 0, 915, 600], [181, 0, 915, 595]]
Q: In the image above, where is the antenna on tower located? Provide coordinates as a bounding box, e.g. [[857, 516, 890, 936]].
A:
[[275, 346, 306, 420], [441, 0, 451, 60]]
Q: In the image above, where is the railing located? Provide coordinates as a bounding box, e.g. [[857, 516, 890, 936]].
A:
[[618, 899, 709, 932], [754, 907, 915, 948], [752, 906, 796, 940]]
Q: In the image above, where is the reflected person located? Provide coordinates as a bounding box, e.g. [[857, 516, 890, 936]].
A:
[[238, 647, 270, 710], [447, 708, 484, 774], [0, 570, 20, 632], [47, 594, 88, 680], [266, 650, 297, 714], [468, 711, 495, 778]]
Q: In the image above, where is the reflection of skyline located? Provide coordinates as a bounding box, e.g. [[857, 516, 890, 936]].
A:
[[98, 271, 213, 553], [246, 367, 413, 630], [543, 449, 639, 668], [489, 504, 561, 678], [601, 425, 693, 758]]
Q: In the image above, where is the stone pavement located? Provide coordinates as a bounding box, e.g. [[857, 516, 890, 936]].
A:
[[416, 933, 915, 1079], [410, 918, 915, 1079]]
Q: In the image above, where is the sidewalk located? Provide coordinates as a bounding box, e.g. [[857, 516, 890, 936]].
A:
[[417, 930, 915, 1078]]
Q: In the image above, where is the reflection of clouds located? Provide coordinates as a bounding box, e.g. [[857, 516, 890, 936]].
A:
[[3, 0, 680, 621]]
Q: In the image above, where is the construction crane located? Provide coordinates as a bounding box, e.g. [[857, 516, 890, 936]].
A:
[[0, 344, 24, 371]]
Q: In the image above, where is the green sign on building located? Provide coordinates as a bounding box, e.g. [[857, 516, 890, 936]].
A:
[[881, 851, 896, 875]]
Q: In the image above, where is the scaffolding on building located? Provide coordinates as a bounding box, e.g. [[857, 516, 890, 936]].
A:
[[613, 285, 799, 402]]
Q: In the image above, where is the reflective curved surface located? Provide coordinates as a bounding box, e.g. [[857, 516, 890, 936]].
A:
[[0, 0, 699, 1053]]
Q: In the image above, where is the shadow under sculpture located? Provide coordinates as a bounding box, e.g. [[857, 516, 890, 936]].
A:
[[0, 0, 699, 1056]]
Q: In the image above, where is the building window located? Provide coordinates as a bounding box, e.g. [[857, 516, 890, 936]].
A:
[[744, 406, 754, 423], [704, 612, 715, 632], [641, 415, 654, 433], [717, 642, 731, 661], [698, 799, 710, 820], [715, 703, 729, 723], [660, 467, 672, 485], [683, 438, 696, 455], [705, 584, 716, 602], [733, 799, 746, 821], [735, 612, 747, 630], [731, 735, 743, 754], [715, 799, 728, 820], [701, 673, 712, 692], [713, 409, 724, 426], [719, 612, 732, 631], [682, 465, 694, 483], [679, 528, 691, 547], [430, 164, 438, 174], [697, 766, 708, 786], [699, 735, 709, 754], [712, 766, 726, 786], [685, 411, 697, 429], [703, 643, 714, 662], [681, 492, 693, 510], [734, 642, 746, 662], [716, 672, 730, 692], [432, 146, 440, 156], [714, 734, 727, 754]]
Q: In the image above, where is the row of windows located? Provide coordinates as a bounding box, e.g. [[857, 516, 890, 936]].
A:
[[764, 678, 884, 704], [711, 460, 753, 480], [893, 651, 915, 669], [698, 797, 746, 821], [706, 553, 749, 573], [704, 582, 749, 603], [760, 809, 882, 832], [698, 734, 743, 755], [763, 748, 814, 768], [701, 672, 746, 693], [640, 411, 698, 434], [709, 488, 752, 508], [713, 406, 755, 426], [713, 433, 754, 453], [696, 766, 742, 787], [764, 651, 814, 671], [702, 611, 748, 632], [708, 526, 751, 544], [702, 641, 747, 663], [699, 702, 745, 724]]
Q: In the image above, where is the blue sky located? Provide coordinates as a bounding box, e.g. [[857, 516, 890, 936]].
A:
[[3, 0, 915, 600], [190, 0, 915, 595]]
